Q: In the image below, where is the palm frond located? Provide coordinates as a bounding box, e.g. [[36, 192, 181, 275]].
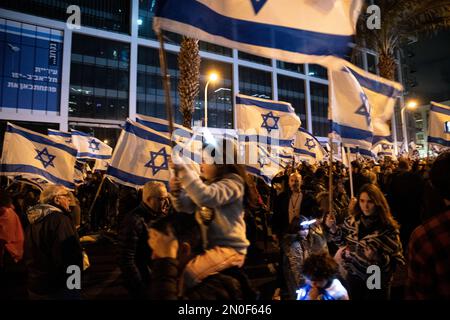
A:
[[355, 0, 450, 79]]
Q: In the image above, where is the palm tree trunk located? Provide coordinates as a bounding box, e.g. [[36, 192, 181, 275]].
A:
[[178, 37, 201, 129], [378, 52, 397, 81]]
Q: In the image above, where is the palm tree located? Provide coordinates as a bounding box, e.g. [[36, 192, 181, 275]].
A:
[[177, 37, 201, 129], [356, 0, 450, 80]]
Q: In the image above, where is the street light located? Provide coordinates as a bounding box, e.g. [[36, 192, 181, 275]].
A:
[[407, 100, 418, 109], [204, 72, 219, 127], [401, 100, 418, 153]]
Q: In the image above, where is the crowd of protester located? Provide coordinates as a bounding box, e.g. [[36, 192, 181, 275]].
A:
[[1, 145, 449, 300]]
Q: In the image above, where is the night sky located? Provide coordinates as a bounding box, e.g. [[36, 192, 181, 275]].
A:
[[405, 30, 450, 104]]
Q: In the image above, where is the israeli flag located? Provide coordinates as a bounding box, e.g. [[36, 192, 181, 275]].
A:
[[272, 144, 295, 167], [328, 63, 374, 158], [344, 63, 402, 146], [237, 135, 291, 185], [293, 127, 327, 164], [71, 130, 113, 160], [245, 144, 285, 185], [372, 141, 396, 159], [74, 160, 88, 185], [136, 114, 187, 134], [93, 159, 111, 172], [106, 120, 172, 188], [235, 94, 300, 183], [428, 101, 450, 148], [137, 114, 247, 164], [236, 94, 301, 140], [153, 0, 362, 69], [1, 123, 77, 189], [48, 129, 74, 145]]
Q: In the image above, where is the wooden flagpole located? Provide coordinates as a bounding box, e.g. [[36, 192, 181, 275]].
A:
[[157, 31, 175, 142], [346, 146, 354, 199], [157, 31, 178, 177], [87, 174, 106, 225], [328, 128, 334, 217]]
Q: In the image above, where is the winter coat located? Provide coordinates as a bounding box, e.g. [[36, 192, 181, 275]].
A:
[[24, 204, 82, 295]]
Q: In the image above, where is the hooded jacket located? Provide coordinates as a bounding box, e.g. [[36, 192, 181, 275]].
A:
[[24, 204, 82, 295]]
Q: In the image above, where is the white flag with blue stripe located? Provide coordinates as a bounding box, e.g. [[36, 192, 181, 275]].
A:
[[293, 127, 327, 164], [235, 94, 300, 183], [48, 129, 74, 145], [71, 130, 113, 160], [1, 123, 77, 190], [136, 114, 187, 134], [153, 0, 362, 69], [329, 63, 374, 158], [106, 120, 172, 188], [372, 141, 396, 159], [236, 94, 301, 140], [93, 159, 111, 172], [74, 160, 88, 185], [344, 63, 402, 147], [428, 101, 450, 148], [272, 144, 294, 167], [244, 144, 285, 185], [136, 114, 204, 162]]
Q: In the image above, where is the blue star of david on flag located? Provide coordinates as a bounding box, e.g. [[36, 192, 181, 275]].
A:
[[66, 138, 73, 144], [35, 147, 56, 168], [305, 138, 316, 151], [382, 144, 391, 151], [88, 139, 100, 152], [145, 147, 170, 175], [261, 111, 280, 133], [250, 0, 268, 14], [355, 92, 371, 126]]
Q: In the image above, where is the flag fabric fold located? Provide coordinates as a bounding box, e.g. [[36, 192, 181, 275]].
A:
[[344, 63, 402, 148], [328, 64, 374, 155], [106, 120, 172, 188], [48, 129, 74, 145], [235, 94, 300, 183], [428, 101, 450, 148], [153, 0, 362, 69], [293, 127, 327, 164], [236, 94, 301, 140], [71, 130, 113, 160], [1, 123, 77, 189]]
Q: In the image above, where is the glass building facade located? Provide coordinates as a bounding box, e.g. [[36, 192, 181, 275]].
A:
[[277, 75, 306, 124], [0, 0, 403, 146], [69, 34, 130, 120], [1, 0, 131, 34], [310, 82, 329, 137], [239, 66, 272, 100]]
